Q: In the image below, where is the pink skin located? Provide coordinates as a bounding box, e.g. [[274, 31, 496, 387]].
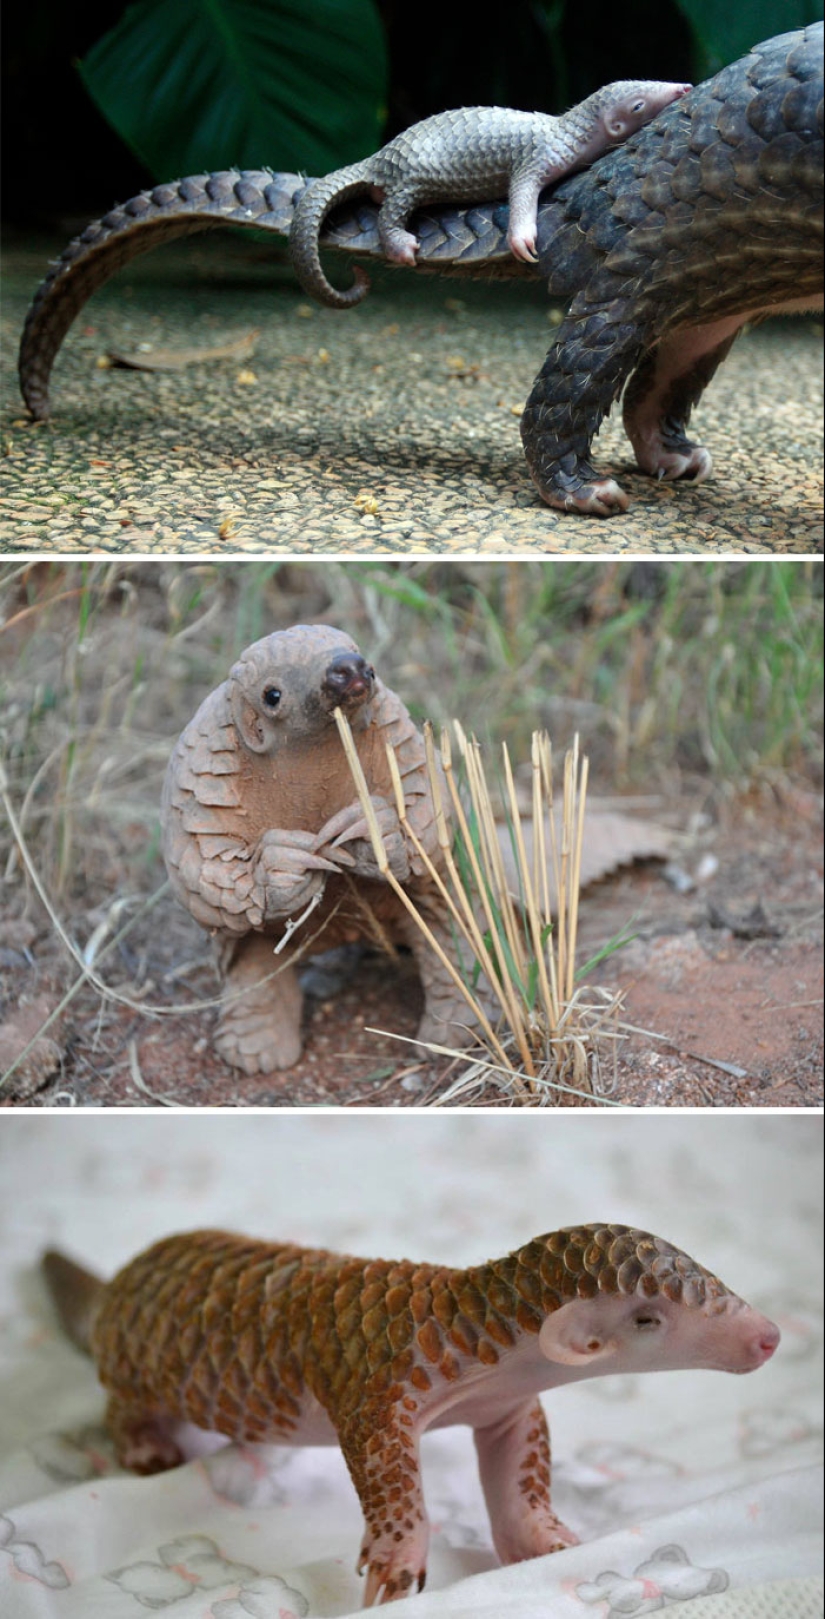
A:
[[344, 1287, 779, 1602], [624, 295, 825, 482]]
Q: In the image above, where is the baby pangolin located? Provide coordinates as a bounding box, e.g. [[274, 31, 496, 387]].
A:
[[289, 81, 691, 307], [43, 1223, 779, 1607], [161, 623, 478, 1076]]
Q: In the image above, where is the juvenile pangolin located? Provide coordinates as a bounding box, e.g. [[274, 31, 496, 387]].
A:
[[42, 1223, 781, 1607], [17, 28, 822, 515], [162, 623, 474, 1075], [288, 82, 691, 308]]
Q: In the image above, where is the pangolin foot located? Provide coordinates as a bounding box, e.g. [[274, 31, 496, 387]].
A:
[[415, 1005, 481, 1051], [216, 946, 304, 1074], [508, 228, 539, 264], [107, 1404, 185, 1475], [530, 454, 630, 516], [632, 417, 713, 484], [382, 227, 420, 267], [496, 1514, 580, 1562], [358, 1526, 428, 1607]]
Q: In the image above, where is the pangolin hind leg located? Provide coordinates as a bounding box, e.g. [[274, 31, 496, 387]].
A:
[[215, 932, 304, 1074], [105, 1394, 185, 1474], [622, 318, 743, 482], [402, 900, 491, 1052], [474, 1398, 579, 1561]]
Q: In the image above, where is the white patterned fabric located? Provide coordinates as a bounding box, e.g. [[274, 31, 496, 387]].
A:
[[0, 1114, 821, 1618]]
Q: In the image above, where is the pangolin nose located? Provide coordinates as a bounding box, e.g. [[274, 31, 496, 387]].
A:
[[758, 1320, 781, 1358], [322, 652, 375, 702]]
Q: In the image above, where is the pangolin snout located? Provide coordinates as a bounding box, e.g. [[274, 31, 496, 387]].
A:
[[322, 652, 376, 706], [754, 1318, 781, 1361], [732, 1311, 781, 1371]]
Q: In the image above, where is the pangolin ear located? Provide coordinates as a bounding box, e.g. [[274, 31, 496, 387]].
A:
[[231, 689, 270, 754], [539, 1303, 620, 1366]]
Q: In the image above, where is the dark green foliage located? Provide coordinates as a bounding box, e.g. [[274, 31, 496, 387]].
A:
[[673, 0, 823, 74], [77, 0, 389, 179]]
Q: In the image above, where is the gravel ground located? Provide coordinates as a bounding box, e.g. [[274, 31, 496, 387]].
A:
[[2, 231, 822, 556]]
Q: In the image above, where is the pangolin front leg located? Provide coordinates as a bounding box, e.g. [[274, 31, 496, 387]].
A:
[[474, 1398, 579, 1562], [340, 1418, 429, 1607], [318, 798, 416, 884]]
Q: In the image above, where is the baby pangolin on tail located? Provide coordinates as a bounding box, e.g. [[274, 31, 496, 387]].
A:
[[43, 1222, 779, 1606], [289, 81, 691, 307]]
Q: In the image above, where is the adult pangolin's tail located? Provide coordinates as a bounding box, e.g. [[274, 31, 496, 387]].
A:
[[42, 1248, 103, 1354]]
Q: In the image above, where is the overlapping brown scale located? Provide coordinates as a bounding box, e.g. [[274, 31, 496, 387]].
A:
[[416, 1319, 443, 1365], [447, 1312, 479, 1356]]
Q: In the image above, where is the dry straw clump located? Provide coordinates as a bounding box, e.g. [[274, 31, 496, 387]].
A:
[[335, 711, 626, 1106]]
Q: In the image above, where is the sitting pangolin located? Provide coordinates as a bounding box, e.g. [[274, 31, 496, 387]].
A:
[[162, 623, 476, 1075]]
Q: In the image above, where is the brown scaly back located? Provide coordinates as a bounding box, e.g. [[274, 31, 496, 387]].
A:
[[466, 1223, 734, 1323], [87, 1225, 735, 1451]]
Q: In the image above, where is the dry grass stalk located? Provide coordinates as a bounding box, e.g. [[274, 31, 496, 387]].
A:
[[335, 711, 624, 1102]]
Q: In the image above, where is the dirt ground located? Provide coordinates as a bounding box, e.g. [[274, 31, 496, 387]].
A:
[[1, 784, 820, 1110]]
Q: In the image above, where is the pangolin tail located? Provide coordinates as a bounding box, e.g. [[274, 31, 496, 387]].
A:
[[42, 1249, 103, 1354]]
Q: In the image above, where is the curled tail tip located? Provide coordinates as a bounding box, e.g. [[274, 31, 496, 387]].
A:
[[320, 264, 370, 309], [42, 1248, 102, 1354], [347, 265, 371, 305]]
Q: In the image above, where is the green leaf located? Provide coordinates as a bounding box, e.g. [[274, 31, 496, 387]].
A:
[[673, 0, 823, 76], [78, 0, 389, 181]]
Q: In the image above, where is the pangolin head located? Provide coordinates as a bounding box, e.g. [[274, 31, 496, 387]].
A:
[[227, 624, 376, 756]]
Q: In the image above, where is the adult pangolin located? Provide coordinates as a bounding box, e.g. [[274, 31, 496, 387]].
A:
[[17, 25, 823, 514], [42, 1223, 780, 1605], [162, 623, 476, 1075]]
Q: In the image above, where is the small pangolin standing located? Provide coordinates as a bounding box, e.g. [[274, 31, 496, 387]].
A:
[[17, 28, 822, 515], [288, 82, 691, 308], [42, 1224, 780, 1606], [162, 622, 475, 1075]]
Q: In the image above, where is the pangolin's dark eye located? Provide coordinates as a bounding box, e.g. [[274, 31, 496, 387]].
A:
[[262, 686, 281, 709], [632, 99, 646, 113], [635, 1314, 660, 1329]]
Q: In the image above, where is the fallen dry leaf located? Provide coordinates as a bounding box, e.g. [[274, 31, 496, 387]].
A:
[[105, 330, 260, 371], [0, 995, 63, 1100], [498, 806, 676, 905]]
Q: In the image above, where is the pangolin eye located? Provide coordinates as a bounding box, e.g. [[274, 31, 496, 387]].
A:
[[635, 1313, 660, 1329], [262, 686, 282, 709], [632, 99, 645, 112]]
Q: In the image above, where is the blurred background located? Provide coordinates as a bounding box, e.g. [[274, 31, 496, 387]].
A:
[[2, 558, 821, 828], [3, 0, 822, 226]]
